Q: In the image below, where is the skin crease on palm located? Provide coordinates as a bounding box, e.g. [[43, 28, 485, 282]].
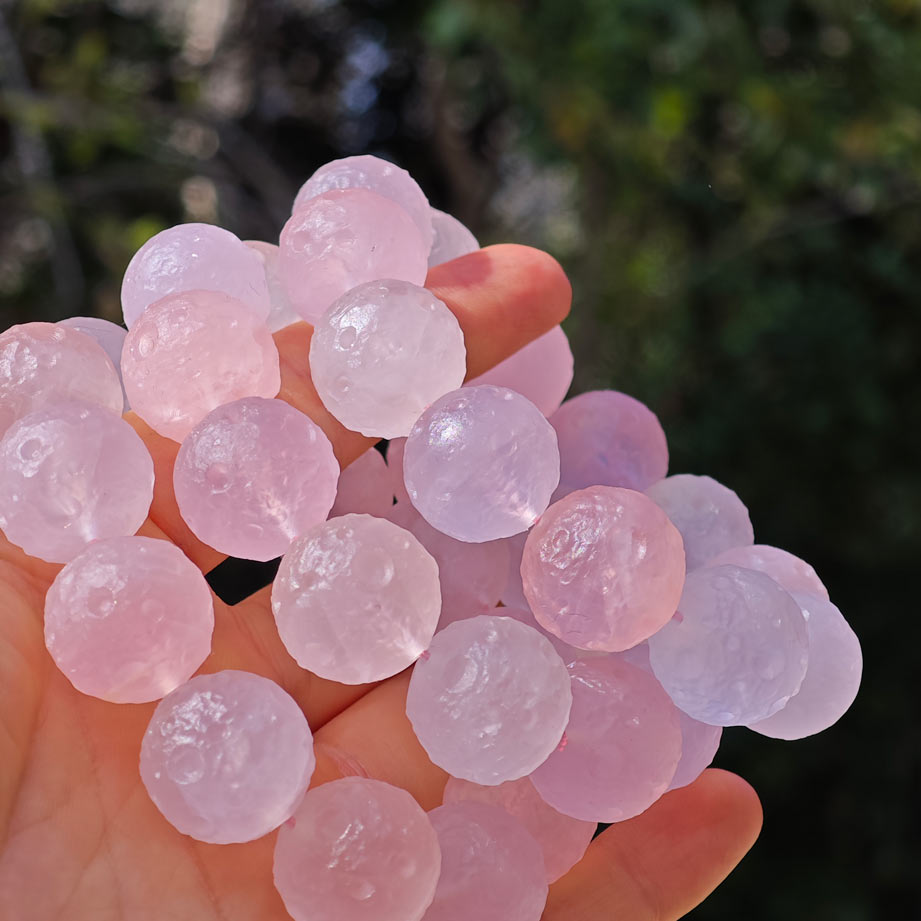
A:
[[0, 244, 762, 921]]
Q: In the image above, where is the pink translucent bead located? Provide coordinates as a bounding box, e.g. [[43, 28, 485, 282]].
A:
[[122, 290, 281, 442], [646, 474, 755, 570], [667, 712, 723, 791], [521, 486, 686, 652], [174, 397, 339, 561], [294, 155, 434, 250], [389, 502, 509, 630], [310, 279, 467, 438], [406, 615, 572, 785], [329, 448, 393, 519], [272, 514, 441, 684], [442, 776, 594, 883], [0, 322, 124, 438], [121, 223, 271, 328], [550, 390, 668, 498], [498, 607, 603, 666], [58, 316, 129, 411], [706, 544, 829, 600], [0, 401, 154, 563], [403, 385, 561, 543], [44, 536, 213, 703], [243, 240, 302, 332], [428, 208, 478, 267], [386, 437, 410, 504], [424, 802, 548, 921], [140, 670, 314, 844], [530, 658, 682, 823], [499, 530, 529, 609], [279, 189, 429, 324], [648, 565, 809, 726], [467, 326, 573, 418], [274, 777, 441, 921], [750, 592, 862, 740]]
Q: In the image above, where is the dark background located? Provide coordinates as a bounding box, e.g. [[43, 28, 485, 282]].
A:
[[1, 1, 918, 917]]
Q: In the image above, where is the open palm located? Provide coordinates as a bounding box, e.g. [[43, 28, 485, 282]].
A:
[[0, 245, 762, 921]]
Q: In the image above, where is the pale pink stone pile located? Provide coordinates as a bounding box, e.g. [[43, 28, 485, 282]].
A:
[[0, 153, 862, 921]]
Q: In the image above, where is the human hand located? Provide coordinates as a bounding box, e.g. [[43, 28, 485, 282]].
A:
[[0, 244, 762, 920]]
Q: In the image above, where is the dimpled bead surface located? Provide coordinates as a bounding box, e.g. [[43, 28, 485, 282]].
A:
[[389, 503, 509, 630], [174, 397, 339, 561], [648, 565, 809, 726], [406, 615, 572, 785], [279, 189, 428, 324], [521, 486, 686, 652], [272, 514, 440, 684], [428, 208, 478, 267], [140, 670, 315, 844], [467, 326, 573, 418], [442, 776, 594, 883], [646, 473, 754, 570], [0, 322, 124, 438], [706, 544, 829, 600], [329, 447, 393, 518], [310, 279, 467, 438], [44, 536, 213, 702], [550, 390, 668, 498], [424, 802, 548, 921], [244, 240, 302, 332], [294, 155, 434, 250], [121, 223, 271, 328], [59, 316, 129, 410], [403, 385, 560, 543], [0, 401, 154, 563], [122, 290, 281, 442], [274, 777, 441, 921], [531, 658, 681, 823], [750, 592, 862, 740], [667, 712, 723, 791]]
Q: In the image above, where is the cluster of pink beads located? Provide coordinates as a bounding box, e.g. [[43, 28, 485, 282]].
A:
[[0, 155, 861, 921]]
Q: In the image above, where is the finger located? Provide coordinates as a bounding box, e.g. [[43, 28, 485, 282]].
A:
[[543, 768, 763, 921], [131, 243, 572, 574]]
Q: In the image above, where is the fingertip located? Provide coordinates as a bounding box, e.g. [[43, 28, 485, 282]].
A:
[[695, 767, 764, 855]]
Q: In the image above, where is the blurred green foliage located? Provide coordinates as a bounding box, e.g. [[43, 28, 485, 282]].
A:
[[1, 0, 919, 917]]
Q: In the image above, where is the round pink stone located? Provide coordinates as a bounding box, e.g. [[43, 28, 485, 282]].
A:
[[750, 592, 862, 740], [389, 502, 509, 630], [499, 530, 529, 609], [0, 401, 154, 563], [272, 514, 441, 684], [497, 607, 604, 666], [174, 397, 339, 561], [140, 670, 314, 844], [403, 385, 561, 543], [521, 486, 686, 652], [442, 776, 594, 883], [121, 223, 271, 328], [294, 155, 434, 250], [550, 390, 668, 498], [406, 615, 572, 785], [467, 326, 574, 418], [705, 544, 829, 599], [279, 189, 429, 324], [530, 657, 682, 823], [44, 536, 213, 703], [122, 290, 281, 442], [274, 777, 441, 921], [645, 474, 755, 570], [329, 448, 393, 519], [648, 565, 809, 726], [386, 437, 411, 505], [244, 240, 302, 332], [0, 322, 124, 438], [58, 316, 129, 410], [310, 279, 467, 438], [667, 712, 723, 791], [424, 802, 548, 921], [428, 208, 478, 267]]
